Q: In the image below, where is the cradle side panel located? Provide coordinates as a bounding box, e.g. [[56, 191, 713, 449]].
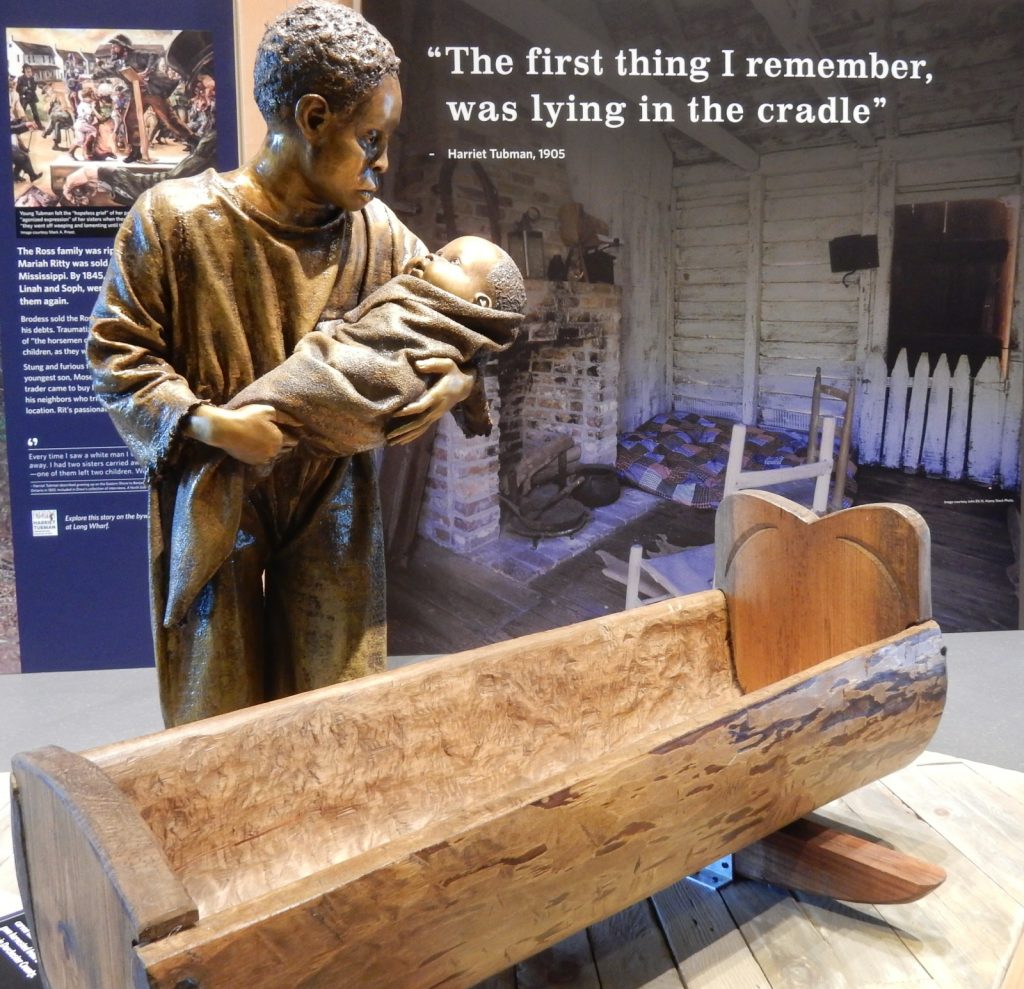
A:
[[138, 623, 946, 989], [11, 746, 198, 989], [715, 491, 932, 692], [85, 593, 736, 920]]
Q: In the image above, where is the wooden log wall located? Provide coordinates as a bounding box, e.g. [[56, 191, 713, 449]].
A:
[[672, 134, 1024, 487]]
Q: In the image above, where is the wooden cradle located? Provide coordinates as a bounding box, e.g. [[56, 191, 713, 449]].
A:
[[11, 491, 947, 989]]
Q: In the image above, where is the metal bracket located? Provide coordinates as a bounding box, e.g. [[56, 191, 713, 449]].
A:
[[688, 854, 734, 891]]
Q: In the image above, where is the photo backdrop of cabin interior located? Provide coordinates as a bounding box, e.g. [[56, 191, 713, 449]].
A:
[[1, 0, 1018, 674], [369, 0, 1023, 654]]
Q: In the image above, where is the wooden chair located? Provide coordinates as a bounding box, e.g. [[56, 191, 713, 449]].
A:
[[805, 367, 855, 513], [622, 369, 854, 609], [723, 414, 837, 515]]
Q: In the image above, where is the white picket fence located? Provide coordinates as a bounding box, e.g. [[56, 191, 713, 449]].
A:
[[859, 349, 1022, 489]]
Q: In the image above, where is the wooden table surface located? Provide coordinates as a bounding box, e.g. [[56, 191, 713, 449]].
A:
[[3, 751, 1022, 988]]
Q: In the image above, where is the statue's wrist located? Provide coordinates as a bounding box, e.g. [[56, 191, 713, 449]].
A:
[[183, 405, 224, 447]]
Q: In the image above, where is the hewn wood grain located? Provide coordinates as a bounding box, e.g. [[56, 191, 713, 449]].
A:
[[90, 592, 736, 919], [133, 624, 943, 989], [12, 493, 948, 989], [9, 753, 1022, 989], [716, 491, 932, 692]]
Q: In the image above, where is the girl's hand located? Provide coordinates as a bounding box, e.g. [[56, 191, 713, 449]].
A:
[[387, 358, 475, 446], [184, 404, 296, 465]]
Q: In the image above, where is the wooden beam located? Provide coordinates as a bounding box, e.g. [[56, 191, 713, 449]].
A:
[[734, 816, 946, 904], [458, 0, 760, 171], [741, 173, 763, 423], [748, 0, 875, 149]]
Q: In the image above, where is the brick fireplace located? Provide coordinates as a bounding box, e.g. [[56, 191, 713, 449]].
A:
[[418, 278, 621, 554]]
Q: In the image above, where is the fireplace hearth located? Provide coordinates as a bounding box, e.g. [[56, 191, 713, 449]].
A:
[[417, 279, 621, 558]]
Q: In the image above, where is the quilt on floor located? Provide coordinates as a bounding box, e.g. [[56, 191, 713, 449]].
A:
[[616, 411, 854, 509]]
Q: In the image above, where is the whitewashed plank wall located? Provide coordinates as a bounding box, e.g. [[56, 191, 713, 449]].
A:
[[672, 137, 1022, 493], [672, 163, 754, 418]]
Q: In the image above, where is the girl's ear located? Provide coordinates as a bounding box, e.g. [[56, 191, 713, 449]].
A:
[[473, 292, 493, 308], [294, 93, 330, 140]]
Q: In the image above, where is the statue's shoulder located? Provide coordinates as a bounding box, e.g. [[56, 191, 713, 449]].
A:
[[140, 169, 226, 215]]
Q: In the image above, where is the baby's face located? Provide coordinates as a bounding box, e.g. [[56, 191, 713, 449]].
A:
[[405, 236, 500, 307]]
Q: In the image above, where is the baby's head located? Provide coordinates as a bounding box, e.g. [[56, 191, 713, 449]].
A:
[[405, 236, 526, 314]]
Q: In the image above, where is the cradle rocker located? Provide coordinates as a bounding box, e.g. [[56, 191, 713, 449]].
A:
[[11, 491, 947, 989]]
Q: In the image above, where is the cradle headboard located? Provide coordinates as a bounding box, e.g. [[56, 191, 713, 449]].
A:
[[715, 491, 932, 692]]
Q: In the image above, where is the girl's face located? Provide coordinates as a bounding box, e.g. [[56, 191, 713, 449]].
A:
[[304, 75, 402, 214]]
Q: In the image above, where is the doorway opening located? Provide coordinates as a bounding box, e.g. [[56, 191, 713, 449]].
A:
[[887, 198, 1017, 377]]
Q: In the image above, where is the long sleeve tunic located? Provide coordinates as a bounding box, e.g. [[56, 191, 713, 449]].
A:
[[88, 169, 424, 721]]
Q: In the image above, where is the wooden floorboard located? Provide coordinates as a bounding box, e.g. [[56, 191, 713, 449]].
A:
[[388, 468, 1019, 654]]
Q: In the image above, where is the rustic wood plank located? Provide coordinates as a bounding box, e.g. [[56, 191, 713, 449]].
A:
[[10, 747, 198, 989], [515, 929, 602, 989], [472, 968, 517, 989], [956, 758, 1024, 805], [882, 760, 1024, 905], [882, 350, 910, 469], [1000, 927, 1024, 989], [822, 777, 1021, 988], [651, 879, 769, 989], [588, 899, 684, 988], [789, 891, 933, 989], [921, 356, 952, 477], [720, 880, 853, 988]]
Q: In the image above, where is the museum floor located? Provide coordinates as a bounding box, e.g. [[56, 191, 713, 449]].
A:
[[1, 630, 1023, 986]]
